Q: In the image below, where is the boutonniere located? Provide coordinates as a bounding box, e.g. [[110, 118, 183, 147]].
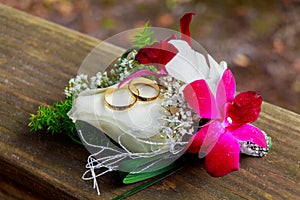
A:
[[29, 13, 272, 198]]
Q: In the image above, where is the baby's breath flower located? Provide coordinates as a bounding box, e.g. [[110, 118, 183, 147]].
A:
[[65, 74, 89, 98], [90, 72, 103, 89], [158, 75, 196, 141]]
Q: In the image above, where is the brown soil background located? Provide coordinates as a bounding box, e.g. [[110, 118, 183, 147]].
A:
[[2, 0, 299, 113]]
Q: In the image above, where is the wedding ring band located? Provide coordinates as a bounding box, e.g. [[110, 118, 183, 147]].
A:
[[104, 78, 160, 110], [104, 87, 138, 111], [128, 77, 160, 102]]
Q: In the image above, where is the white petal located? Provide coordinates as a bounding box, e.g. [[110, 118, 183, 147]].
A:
[[206, 54, 226, 95], [165, 39, 226, 96], [166, 40, 208, 83]]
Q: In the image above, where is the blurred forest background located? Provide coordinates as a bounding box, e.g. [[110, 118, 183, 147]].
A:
[[1, 0, 300, 113]]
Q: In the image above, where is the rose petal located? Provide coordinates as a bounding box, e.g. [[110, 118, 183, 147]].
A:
[[68, 85, 166, 153], [205, 133, 240, 177], [216, 69, 236, 115], [227, 91, 262, 125], [231, 123, 267, 148], [180, 12, 195, 46], [135, 40, 178, 71], [183, 80, 221, 119]]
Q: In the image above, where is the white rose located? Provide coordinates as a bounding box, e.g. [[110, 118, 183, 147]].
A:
[[68, 84, 168, 153]]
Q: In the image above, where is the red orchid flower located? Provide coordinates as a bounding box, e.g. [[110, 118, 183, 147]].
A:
[[183, 69, 268, 177]]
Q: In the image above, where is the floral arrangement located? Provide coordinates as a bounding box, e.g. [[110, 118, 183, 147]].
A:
[[29, 13, 272, 198]]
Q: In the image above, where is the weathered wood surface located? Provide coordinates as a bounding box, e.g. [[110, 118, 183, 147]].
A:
[[0, 4, 299, 200]]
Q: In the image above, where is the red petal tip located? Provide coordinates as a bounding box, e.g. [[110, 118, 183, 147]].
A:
[[180, 13, 195, 46]]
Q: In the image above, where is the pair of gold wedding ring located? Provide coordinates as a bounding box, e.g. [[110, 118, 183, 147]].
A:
[[104, 77, 160, 111]]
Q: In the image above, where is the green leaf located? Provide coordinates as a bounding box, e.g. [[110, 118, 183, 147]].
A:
[[119, 154, 165, 173], [119, 153, 190, 184], [121, 161, 178, 184], [132, 21, 156, 48]]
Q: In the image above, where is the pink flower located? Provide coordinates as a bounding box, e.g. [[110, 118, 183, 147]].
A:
[[183, 69, 269, 177]]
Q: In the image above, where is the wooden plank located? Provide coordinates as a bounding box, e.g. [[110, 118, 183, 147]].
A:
[[0, 4, 299, 199]]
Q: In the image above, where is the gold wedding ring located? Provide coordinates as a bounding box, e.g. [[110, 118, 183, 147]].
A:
[[104, 87, 138, 111], [104, 78, 160, 111], [128, 77, 160, 102]]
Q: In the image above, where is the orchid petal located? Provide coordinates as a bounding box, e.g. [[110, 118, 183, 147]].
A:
[[227, 91, 262, 125], [166, 34, 177, 41], [198, 120, 224, 158], [231, 123, 267, 148], [183, 80, 220, 119], [166, 40, 208, 83], [180, 12, 195, 46], [135, 40, 178, 71], [187, 124, 207, 154], [216, 69, 236, 114], [166, 40, 226, 95], [187, 120, 224, 157], [206, 55, 227, 95], [205, 133, 240, 177]]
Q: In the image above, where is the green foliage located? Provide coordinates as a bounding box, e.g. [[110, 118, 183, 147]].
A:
[[132, 21, 156, 48], [28, 99, 76, 136]]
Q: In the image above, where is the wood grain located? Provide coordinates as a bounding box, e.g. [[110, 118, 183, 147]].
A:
[[0, 4, 299, 200]]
